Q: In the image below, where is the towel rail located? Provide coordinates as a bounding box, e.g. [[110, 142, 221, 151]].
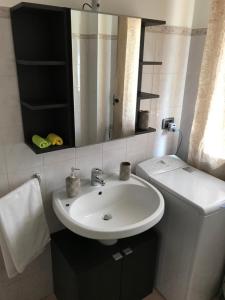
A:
[[33, 173, 41, 183]]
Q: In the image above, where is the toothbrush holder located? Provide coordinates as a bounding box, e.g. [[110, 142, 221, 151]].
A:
[[120, 162, 131, 181]]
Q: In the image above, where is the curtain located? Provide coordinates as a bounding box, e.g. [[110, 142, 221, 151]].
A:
[[188, 0, 225, 180], [113, 16, 141, 138]]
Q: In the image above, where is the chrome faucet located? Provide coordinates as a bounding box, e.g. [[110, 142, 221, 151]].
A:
[[91, 168, 106, 186]]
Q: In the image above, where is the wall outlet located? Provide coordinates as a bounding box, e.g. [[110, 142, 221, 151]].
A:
[[162, 117, 175, 130]]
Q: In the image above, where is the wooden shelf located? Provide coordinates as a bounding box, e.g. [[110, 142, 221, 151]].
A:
[[21, 101, 68, 111], [17, 60, 66, 66], [136, 127, 156, 135], [28, 143, 72, 154], [140, 61, 162, 66], [137, 92, 160, 100]]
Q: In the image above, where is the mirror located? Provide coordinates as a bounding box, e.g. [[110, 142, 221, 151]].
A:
[[71, 10, 141, 147]]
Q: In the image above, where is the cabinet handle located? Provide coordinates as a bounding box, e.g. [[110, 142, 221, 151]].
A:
[[122, 247, 133, 256], [112, 252, 123, 261]]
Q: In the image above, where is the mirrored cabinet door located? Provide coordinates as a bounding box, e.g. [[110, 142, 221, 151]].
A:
[[71, 10, 141, 147]]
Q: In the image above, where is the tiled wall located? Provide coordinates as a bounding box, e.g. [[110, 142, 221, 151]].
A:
[[0, 7, 191, 300], [141, 26, 191, 132]]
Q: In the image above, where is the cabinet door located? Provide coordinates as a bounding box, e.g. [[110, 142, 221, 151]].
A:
[[119, 230, 158, 300], [78, 250, 123, 300], [52, 230, 123, 300]]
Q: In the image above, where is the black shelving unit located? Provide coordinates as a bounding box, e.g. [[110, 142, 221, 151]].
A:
[[11, 3, 75, 154], [136, 18, 166, 135]]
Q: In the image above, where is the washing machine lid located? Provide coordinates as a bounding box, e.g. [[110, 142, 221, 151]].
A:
[[137, 155, 225, 214], [136, 155, 188, 175]]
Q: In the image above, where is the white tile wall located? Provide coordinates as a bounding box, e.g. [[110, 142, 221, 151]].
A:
[[142, 30, 191, 131], [0, 9, 192, 300], [102, 139, 126, 173], [76, 143, 103, 177]]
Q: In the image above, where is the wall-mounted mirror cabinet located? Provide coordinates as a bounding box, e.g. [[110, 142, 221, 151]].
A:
[[11, 3, 165, 153]]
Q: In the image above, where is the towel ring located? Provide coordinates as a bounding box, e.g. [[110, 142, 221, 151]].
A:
[[33, 173, 41, 184]]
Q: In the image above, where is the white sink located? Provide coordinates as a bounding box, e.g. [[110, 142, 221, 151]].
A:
[[53, 174, 164, 245]]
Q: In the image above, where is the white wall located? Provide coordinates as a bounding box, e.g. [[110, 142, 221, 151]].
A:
[[192, 0, 211, 28], [165, 0, 195, 27], [0, 0, 203, 28]]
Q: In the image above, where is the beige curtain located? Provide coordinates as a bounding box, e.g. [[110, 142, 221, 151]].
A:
[[188, 0, 225, 180], [113, 16, 141, 138]]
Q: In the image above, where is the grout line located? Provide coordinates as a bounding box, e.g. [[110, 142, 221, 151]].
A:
[[125, 137, 128, 160], [101, 143, 103, 170]]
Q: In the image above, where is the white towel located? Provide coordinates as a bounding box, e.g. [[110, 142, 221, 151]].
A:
[[0, 178, 50, 278]]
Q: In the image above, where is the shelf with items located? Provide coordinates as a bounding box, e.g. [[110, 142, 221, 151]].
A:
[[21, 108, 74, 154], [11, 3, 75, 153], [136, 18, 165, 134]]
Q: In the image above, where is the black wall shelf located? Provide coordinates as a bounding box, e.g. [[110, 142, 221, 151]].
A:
[[136, 127, 156, 135], [140, 61, 162, 65], [135, 18, 166, 134], [28, 143, 70, 154], [138, 92, 160, 100], [11, 2, 75, 154], [17, 60, 66, 66], [142, 19, 166, 27], [21, 101, 68, 111]]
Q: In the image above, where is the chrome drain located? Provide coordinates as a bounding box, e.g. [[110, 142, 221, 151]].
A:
[[103, 214, 112, 221]]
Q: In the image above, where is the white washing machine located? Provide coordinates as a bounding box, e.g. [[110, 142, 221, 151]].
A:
[[136, 155, 225, 300]]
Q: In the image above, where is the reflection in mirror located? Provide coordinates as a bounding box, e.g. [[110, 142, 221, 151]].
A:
[[71, 10, 141, 147]]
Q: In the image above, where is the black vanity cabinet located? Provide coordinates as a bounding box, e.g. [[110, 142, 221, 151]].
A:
[[51, 229, 158, 300]]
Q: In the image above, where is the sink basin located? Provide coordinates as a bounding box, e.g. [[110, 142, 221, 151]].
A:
[[53, 174, 164, 245]]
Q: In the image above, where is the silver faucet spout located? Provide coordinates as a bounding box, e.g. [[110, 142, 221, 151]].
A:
[[95, 176, 106, 186], [91, 168, 106, 186]]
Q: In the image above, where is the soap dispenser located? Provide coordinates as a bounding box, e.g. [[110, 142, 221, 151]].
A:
[[66, 167, 80, 198]]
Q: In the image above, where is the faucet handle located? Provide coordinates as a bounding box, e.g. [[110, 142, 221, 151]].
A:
[[92, 168, 103, 175]]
